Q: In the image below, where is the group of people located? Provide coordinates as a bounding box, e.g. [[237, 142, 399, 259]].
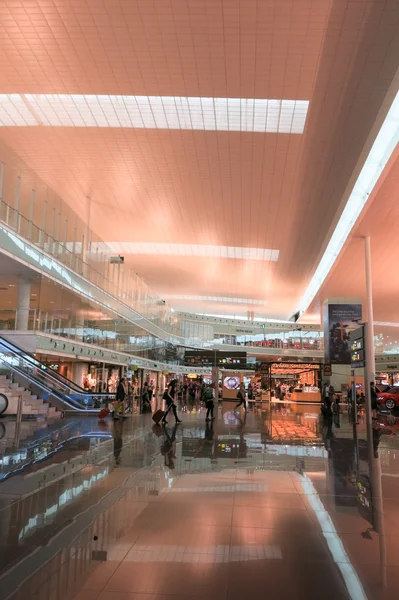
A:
[[113, 377, 156, 419], [161, 379, 217, 423]]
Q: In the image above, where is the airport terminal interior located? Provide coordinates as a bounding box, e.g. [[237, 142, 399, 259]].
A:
[[1, 1, 399, 599]]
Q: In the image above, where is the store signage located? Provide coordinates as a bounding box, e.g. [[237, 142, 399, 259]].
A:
[[323, 364, 332, 377], [185, 350, 247, 367], [270, 362, 320, 375]]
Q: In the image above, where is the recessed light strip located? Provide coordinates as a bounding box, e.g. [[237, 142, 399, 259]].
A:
[[0, 94, 309, 134], [297, 91, 399, 314]]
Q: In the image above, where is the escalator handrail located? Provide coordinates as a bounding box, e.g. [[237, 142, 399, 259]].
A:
[[0, 358, 100, 412], [0, 337, 115, 402], [0, 335, 112, 397]]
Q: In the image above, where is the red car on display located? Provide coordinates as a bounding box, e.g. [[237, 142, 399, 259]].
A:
[[377, 386, 399, 410]]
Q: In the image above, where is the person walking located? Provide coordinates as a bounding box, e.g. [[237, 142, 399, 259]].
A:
[[114, 377, 126, 419], [235, 382, 247, 411], [162, 380, 182, 424], [205, 384, 215, 421], [370, 381, 378, 419], [323, 381, 335, 417]]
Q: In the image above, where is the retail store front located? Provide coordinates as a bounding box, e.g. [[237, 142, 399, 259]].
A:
[[268, 362, 321, 403]]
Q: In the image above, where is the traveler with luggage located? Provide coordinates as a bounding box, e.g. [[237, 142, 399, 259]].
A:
[[162, 380, 182, 425]]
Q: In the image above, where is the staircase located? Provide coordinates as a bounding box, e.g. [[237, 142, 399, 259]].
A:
[[0, 375, 60, 418]]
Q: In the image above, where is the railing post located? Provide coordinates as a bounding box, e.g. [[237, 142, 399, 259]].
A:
[[14, 175, 21, 230], [40, 200, 47, 247], [28, 189, 35, 239]]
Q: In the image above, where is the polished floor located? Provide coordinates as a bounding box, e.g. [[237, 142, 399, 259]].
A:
[[0, 400, 399, 600]]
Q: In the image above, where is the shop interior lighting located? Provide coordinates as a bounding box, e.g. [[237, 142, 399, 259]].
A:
[[0, 94, 309, 134], [164, 295, 267, 305], [297, 91, 399, 314], [194, 313, 293, 323], [103, 243, 279, 261]]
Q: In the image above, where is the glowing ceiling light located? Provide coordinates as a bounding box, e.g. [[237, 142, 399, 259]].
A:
[[102, 243, 279, 261], [297, 91, 399, 314], [0, 94, 309, 134], [163, 295, 267, 305]]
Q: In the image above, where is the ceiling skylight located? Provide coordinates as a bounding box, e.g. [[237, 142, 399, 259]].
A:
[[163, 295, 267, 305], [297, 90, 399, 314], [0, 94, 309, 134], [102, 243, 279, 261]]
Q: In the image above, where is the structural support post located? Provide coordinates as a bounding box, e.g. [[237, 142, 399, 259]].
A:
[[364, 236, 386, 587], [15, 276, 31, 330], [28, 189, 35, 239], [364, 237, 375, 464]]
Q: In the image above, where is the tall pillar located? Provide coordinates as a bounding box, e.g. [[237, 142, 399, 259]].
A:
[[15, 277, 31, 330]]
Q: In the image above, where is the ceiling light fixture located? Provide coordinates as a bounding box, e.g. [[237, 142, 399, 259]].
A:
[[297, 91, 399, 314], [102, 243, 279, 261], [0, 94, 309, 134]]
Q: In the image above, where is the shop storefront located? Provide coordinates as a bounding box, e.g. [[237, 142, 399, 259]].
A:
[[268, 362, 322, 403]]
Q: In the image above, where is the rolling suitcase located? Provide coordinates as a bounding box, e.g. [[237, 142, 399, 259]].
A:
[[152, 409, 164, 425], [98, 408, 110, 420]]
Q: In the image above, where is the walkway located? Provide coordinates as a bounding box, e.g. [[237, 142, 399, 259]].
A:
[[0, 402, 398, 600]]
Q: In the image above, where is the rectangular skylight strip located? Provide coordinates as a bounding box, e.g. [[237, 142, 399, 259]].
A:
[[0, 95, 309, 134], [297, 91, 399, 314], [163, 295, 267, 305], [100, 243, 279, 261]]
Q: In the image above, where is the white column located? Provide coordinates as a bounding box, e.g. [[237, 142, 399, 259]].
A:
[[15, 276, 31, 330], [364, 236, 386, 586]]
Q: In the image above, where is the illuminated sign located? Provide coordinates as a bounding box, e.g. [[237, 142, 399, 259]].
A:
[[270, 362, 320, 375], [349, 326, 365, 368]]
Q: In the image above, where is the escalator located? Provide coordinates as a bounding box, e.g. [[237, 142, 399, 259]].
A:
[[0, 336, 115, 414]]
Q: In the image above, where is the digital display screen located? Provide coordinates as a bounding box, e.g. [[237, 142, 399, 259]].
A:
[[223, 376, 240, 390]]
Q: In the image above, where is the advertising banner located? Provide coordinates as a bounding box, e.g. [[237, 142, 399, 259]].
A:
[[324, 303, 362, 364]]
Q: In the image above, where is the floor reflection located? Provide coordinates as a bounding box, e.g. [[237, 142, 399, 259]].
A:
[[0, 401, 399, 599]]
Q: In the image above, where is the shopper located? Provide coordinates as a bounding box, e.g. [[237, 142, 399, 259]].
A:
[[114, 377, 126, 419], [148, 382, 154, 403], [370, 381, 378, 418], [162, 380, 182, 424], [205, 384, 215, 421], [247, 383, 253, 401], [142, 382, 151, 413], [323, 381, 335, 416], [188, 382, 196, 407], [235, 382, 247, 411]]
